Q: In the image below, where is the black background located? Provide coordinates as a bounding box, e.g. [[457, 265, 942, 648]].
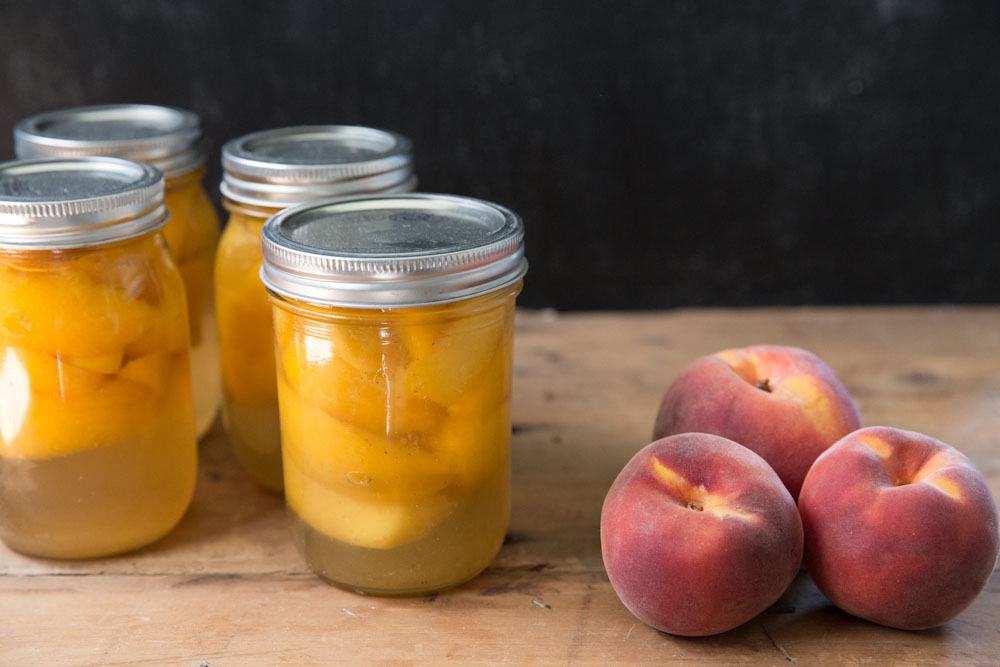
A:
[[1, 0, 997, 309]]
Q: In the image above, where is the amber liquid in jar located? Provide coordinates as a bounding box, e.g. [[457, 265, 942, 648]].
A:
[[163, 169, 221, 438], [215, 202, 283, 491], [0, 233, 197, 559], [271, 287, 518, 595]]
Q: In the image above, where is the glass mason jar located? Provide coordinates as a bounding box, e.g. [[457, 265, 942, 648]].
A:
[[261, 193, 527, 595], [14, 105, 222, 438], [217, 126, 415, 491], [0, 157, 197, 559]]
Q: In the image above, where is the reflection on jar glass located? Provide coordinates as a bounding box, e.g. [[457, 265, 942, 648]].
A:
[[0, 157, 197, 559], [14, 105, 222, 438], [216, 125, 416, 492], [261, 193, 526, 595]]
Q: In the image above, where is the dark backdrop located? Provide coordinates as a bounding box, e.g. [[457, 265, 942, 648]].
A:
[[2, 0, 998, 309]]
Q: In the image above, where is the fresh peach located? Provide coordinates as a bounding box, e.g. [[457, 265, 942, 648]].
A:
[[653, 345, 861, 499], [600, 433, 803, 636], [799, 426, 999, 630]]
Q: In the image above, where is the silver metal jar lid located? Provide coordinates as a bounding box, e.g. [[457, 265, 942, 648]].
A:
[[0, 157, 167, 249], [13, 104, 205, 179], [221, 125, 415, 209], [261, 193, 527, 308]]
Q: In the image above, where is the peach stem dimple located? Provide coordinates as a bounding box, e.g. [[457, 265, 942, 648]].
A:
[[647, 458, 758, 521], [755, 378, 772, 392]]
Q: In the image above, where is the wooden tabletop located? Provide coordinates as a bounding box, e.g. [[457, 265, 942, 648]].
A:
[[3, 307, 999, 665]]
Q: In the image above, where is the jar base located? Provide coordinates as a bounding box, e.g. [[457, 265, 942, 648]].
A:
[[0, 432, 196, 560], [1, 527, 172, 562], [312, 572, 472, 598], [289, 481, 508, 596]]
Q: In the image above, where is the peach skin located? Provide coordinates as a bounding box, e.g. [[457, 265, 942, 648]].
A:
[[601, 433, 803, 636], [798, 426, 1000, 630], [653, 345, 861, 498]]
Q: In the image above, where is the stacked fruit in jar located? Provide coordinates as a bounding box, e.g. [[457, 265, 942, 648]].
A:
[[0, 233, 196, 559], [273, 290, 517, 592]]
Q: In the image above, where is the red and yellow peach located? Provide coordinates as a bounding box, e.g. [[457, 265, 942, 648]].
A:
[[601, 433, 803, 636], [798, 426, 1000, 630], [653, 345, 861, 499]]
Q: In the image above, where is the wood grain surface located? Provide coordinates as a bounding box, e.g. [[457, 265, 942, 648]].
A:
[[2, 307, 999, 665]]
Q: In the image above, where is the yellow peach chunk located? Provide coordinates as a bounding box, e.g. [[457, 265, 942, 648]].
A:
[[2, 347, 108, 400], [65, 351, 125, 375], [78, 249, 160, 305], [0, 267, 151, 356], [386, 394, 447, 435], [449, 339, 510, 411], [430, 345, 511, 486], [402, 307, 503, 405], [0, 375, 157, 459], [119, 352, 174, 393], [278, 377, 455, 502], [282, 310, 404, 374], [280, 332, 440, 435], [433, 402, 510, 488], [284, 453, 455, 550], [123, 290, 189, 360], [321, 320, 395, 374]]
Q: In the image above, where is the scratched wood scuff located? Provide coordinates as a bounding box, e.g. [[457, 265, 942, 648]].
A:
[[1, 306, 999, 665]]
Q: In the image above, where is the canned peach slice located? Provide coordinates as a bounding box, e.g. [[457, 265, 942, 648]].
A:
[[118, 352, 175, 393], [284, 453, 455, 550], [401, 309, 503, 405], [0, 269, 152, 356], [431, 348, 511, 487], [0, 375, 159, 459], [63, 351, 125, 375], [278, 377, 455, 501], [2, 347, 109, 399], [123, 301, 189, 359], [274, 305, 402, 373], [279, 333, 444, 435], [433, 403, 510, 489]]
